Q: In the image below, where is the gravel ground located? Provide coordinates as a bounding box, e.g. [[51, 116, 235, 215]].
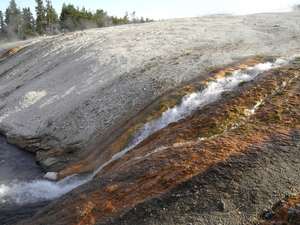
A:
[[1, 12, 300, 171], [1, 12, 300, 225]]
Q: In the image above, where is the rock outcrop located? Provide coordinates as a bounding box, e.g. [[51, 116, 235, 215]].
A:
[[1, 13, 300, 172], [15, 57, 300, 225], [1, 13, 300, 224]]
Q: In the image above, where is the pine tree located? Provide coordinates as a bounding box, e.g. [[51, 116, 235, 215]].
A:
[[45, 0, 58, 29], [122, 11, 129, 24], [21, 7, 38, 37], [60, 3, 78, 30], [22, 7, 35, 30], [130, 11, 136, 22], [0, 10, 5, 35], [59, 3, 92, 31], [4, 0, 21, 38], [35, 0, 46, 34], [94, 9, 107, 27]]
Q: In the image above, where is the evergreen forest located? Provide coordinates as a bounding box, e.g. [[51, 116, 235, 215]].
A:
[[0, 0, 155, 40]]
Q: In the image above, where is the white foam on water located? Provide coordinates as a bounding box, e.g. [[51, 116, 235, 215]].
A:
[[0, 56, 294, 205], [123, 57, 290, 150], [0, 174, 92, 205], [91, 57, 293, 176]]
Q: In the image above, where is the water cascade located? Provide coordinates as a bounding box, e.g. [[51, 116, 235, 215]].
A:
[[0, 57, 293, 211]]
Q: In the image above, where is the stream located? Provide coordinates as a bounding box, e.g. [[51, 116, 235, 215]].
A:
[[0, 135, 47, 224], [0, 56, 295, 224]]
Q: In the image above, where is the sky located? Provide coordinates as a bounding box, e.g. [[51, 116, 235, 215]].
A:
[[0, 0, 299, 20]]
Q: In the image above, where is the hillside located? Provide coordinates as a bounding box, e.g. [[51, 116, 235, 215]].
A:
[[0, 12, 300, 224]]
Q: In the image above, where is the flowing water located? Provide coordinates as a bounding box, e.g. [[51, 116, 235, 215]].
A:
[[0, 56, 295, 223], [0, 135, 47, 224]]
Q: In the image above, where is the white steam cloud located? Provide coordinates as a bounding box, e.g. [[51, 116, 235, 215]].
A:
[[234, 0, 296, 15]]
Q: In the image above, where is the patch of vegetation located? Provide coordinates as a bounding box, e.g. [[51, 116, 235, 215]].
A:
[[0, 0, 155, 40]]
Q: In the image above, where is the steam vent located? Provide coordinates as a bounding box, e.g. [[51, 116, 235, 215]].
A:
[[0, 13, 300, 225]]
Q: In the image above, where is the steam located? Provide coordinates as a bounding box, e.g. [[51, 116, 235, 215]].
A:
[[234, 0, 295, 15]]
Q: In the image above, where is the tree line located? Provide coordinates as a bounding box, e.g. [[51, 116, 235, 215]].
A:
[[0, 0, 154, 40]]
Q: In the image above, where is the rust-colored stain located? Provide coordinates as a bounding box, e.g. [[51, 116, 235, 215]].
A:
[[32, 56, 300, 225], [260, 196, 300, 225], [0, 45, 24, 61], [58, 56, 269, 179]]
